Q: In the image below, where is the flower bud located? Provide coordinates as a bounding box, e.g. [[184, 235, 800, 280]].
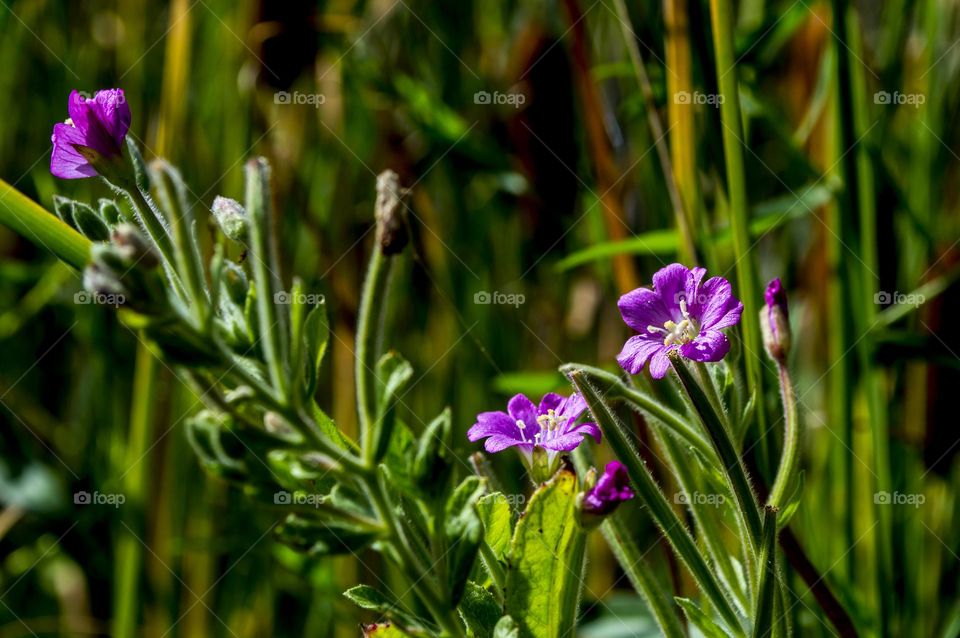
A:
[[760, 278, 791, 361], [577, 461, 634, 528], [211, 196, 248, 241], [374, 170, 408, 255]]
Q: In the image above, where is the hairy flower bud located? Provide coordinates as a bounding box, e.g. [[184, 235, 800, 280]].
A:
[[374, 170, 408, 255], [211, 195, 248, 241], [761, 278, 791, 361], [577, 461, 634, 528]]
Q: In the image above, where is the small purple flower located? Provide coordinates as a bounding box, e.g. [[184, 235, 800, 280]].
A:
[[762, 278, 791, 360], [617, 263, 743, 378], [582, 461, 634, 516], [51, 89, 131, 179], [468, 393, 601, 481]]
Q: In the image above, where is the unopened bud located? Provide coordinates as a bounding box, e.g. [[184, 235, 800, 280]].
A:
[[761, 278, 791, 361], [211, 196, 248, 241], [374, 170, 408, 255], [577, 461, 634, 529]]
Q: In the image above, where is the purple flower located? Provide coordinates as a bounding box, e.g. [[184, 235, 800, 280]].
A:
[[468, 393, 601, 481], [582, 461, 634, 516], [51, 89, 131, 179], [617, 263, 743, 378], [762, 278, 790, 360]]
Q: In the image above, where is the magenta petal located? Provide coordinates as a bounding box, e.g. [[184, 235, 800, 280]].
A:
[[617, 335, 665, 375], [484, 435, 524, 453], [51, 123, 97, 179], [680, 330, 730, 362], [652, 263, 691, 312], [539, 423, 600, 452], [94, 89, 131, 146], [468, 411, 518, 441], [648, 347, 674, 378], [538, 392, 564, 414], [507, 394, 538, 428], [618, 287, 670, 332], [696, 277, 742, 330]]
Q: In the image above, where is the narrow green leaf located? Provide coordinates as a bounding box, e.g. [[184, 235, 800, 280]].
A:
[[676, 598, 733, 638], [0, 180, 90, 271]]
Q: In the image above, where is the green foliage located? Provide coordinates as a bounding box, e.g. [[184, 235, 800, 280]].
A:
[[504, 470, 585, 638]]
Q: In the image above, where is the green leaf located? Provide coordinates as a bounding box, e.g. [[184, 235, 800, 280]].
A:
[[776, 471, 804, 529], [493, 616, 520, 638], [411, 408, 454, 501], [373, 352, 414, 461], [505, 470, 586, 638], [344, 585, 428, 631], [675, 598, 733, 638], [444, 476, 485, 605], [476, 493, 512, 560], [275, 513, 380, 557], [302, 300, 329, 398], [458, 581, 502, 638]]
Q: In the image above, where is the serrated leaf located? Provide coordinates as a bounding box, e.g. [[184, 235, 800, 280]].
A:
[[505, 470, 585, 638], [477, 493, 512, 560], [458, 581, 501, 638]]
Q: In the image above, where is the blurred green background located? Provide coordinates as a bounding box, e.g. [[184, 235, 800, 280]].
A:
[[0, 0, 958, 636]]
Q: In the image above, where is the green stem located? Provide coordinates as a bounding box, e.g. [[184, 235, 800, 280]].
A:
[[671, 358, 763, 550], [479, 541, 506, 600], [112, 343, 156, 638], [356, 247, 392, 460], [751, 507, 778, 638], [708, 0, 769, 473], [767, 363, 800, 508], [0, 179, 90, 270], [571, 448, 687, 638], [569, 370, 744, 634]]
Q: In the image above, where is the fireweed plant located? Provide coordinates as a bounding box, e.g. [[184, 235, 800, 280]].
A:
[[0, 88, 825, 637]]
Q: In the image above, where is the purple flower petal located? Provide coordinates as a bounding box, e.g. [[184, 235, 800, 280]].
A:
[[539, 422, 601, 452], [51, 123, 98, 179], [468, 411, 519, 442], [652, 263, 691, 313], [484, 435, 526, 453], [558, 392, 588, 423], [538, 392, 564, 414], [618, 287, 670, 333], [507, 393, 538, 428], [616, 335, 666, 375], [697, 276, 743, 330], [648, 347, 675, 378], [680, 330, 730, 362]]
